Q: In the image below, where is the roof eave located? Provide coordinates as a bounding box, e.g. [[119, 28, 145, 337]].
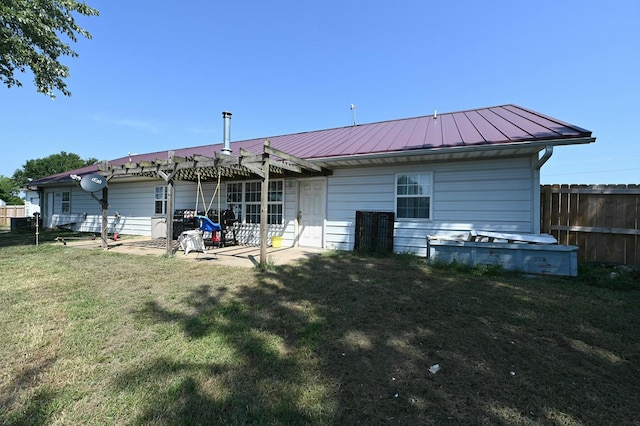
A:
[[311, 137, 596, 166]]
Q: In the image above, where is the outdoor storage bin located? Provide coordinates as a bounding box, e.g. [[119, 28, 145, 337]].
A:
[[427, 239, 579, 277], [354, 211, 394, 253]]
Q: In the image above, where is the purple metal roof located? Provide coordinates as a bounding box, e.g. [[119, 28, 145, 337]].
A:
[[31, 104, 593, 185], [208, 103, 592, 159]]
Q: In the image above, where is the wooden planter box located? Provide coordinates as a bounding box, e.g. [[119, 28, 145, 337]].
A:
[[427, 240, 579, 277]]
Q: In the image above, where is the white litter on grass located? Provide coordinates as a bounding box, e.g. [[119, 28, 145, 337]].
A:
[[428, 364, 440, 374], [510, 371, 516, 376]]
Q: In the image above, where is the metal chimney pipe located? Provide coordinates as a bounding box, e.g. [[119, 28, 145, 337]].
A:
[[221, 111, 232, 155]]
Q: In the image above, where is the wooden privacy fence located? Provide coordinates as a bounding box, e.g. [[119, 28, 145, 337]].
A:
[[0, 205, 26, 226], [541, 185, 640, 266]]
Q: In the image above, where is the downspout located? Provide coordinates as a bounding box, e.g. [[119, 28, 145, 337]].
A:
[[534, 145, 553, 170], [532, 146, 553, 234]]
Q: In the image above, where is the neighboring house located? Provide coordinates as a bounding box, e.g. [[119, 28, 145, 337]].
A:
[[23, 189, 40, 217], [29, 104, 594, 256]]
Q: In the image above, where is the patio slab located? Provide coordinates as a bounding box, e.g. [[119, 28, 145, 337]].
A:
[[61, 236, 325, 268]]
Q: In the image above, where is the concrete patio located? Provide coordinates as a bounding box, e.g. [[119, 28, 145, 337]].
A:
[[60, 236, 325, 268]]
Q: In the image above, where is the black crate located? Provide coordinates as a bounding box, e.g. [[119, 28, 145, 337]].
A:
[[354, 211, 394, 253]]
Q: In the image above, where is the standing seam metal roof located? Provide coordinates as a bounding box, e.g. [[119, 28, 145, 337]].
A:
[[30, 104, 593, 185]]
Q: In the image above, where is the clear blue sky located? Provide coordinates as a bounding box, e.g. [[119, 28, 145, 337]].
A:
[[2, 0, 638, 184]]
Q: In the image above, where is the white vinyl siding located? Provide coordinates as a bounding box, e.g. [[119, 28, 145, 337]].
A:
[[325, 156, 536, 255], [46, 179, 198, 235], [40, 154, 537, 253]]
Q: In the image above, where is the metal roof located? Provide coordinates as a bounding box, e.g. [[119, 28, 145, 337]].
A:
[[30, 104, 594, 186]]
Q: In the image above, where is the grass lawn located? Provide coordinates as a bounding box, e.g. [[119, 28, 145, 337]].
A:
[[1, 230, 639, 425]]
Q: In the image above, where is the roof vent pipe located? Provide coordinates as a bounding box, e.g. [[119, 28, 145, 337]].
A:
[[221, 111, 232, 155]]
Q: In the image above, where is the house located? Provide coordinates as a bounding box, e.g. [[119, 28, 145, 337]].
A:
[[28, 104, 594, 256]]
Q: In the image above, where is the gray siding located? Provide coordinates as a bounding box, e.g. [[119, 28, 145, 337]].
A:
[[325, 156, 537, 255], [41, 156, 539, 255], [44, 178, 295, 244], [46, 179, 198, 235]]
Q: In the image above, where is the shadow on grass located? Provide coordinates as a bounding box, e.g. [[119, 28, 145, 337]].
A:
[[1, 355, 58, 425], [123, 252, 640, 424], [125, 283, 318, 424], [0, 229, 89, 248]]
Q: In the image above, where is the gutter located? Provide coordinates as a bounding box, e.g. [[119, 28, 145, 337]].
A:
[[308, 137, 595, 166]]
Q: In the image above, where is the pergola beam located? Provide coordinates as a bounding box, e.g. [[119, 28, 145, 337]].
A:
[[264, 144, 331, 174], [97, 141, 331, 263]]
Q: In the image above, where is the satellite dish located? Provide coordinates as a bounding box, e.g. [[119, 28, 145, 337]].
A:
[[80, 173, 107, 193]]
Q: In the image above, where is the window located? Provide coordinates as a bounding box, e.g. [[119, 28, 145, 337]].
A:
[[154, 186, 167, 215], [226, 182, 243, 221], [61, 191, 71, 213], [396, 173, 432, 219], [267, 181, 284, 224], [227, 180, 284, 225], [244, 181, 261, 224]]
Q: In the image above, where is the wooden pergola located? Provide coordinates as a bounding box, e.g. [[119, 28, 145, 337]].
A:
[[98, 140, 331, 265]]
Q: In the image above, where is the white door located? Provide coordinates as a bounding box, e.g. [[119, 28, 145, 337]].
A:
[[298, 179, 326, 248]]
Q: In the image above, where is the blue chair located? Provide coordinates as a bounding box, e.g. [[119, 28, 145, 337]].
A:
[[194, 215, 222, 246]]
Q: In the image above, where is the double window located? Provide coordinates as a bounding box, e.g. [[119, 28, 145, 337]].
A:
[[227, 180, 283, 224], [396, 173, 432, 219]]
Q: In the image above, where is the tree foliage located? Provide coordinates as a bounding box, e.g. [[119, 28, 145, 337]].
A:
[[12, 151, 98, 186], [0, 0, 99, 98], [0, 175, 23, 204]]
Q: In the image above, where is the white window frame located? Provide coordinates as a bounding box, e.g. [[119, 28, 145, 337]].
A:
[[154, 186, 167, 215], [227, 180, 284, 225], [395, 172, 433, 221], [61, 191, 71, 213], [244, 181, 262, 224], [267, 180, 284, 225]]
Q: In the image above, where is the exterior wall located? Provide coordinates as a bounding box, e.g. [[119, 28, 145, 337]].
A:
[[42, 177, 295, 245], [40, 155, 539, 255], [24, 190, 40, 216], [43, 178, 198, 235], [325, 156, 537, 256]]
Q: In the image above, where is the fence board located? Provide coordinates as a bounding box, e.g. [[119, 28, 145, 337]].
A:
[[541, 184, 640, 266], [0, 205, 26, 226]]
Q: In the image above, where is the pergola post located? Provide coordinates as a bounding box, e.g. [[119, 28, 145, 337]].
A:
[[259, 142, 270, 266], [165, 179, 175, 256], [100, 186, 108, 250]]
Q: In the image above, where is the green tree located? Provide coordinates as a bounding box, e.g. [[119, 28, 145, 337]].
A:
[[0, 0, 99, 98], [12, 151, 98, 187], [0, 175, 23, 204]]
